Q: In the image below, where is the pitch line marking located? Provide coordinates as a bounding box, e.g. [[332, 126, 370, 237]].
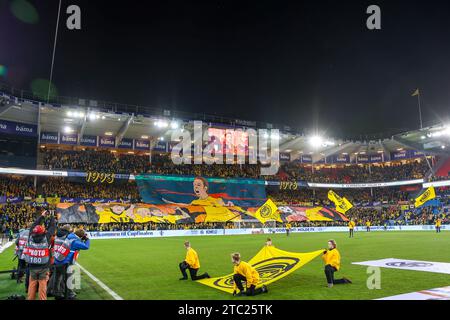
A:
[[0, 241, 14, 254], [76, 262, 124, 300]]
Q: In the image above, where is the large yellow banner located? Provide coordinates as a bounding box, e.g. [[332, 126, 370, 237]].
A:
[[197, 246, 323, 294]]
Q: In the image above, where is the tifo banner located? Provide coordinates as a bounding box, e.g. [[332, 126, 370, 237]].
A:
[[57, 202, 258, 224], [278, 206, 349, 222], [57, 203, 99, 224], [56, 202, 349, 224], [198, 246, 323, 294], [135, 174, 267, 208]]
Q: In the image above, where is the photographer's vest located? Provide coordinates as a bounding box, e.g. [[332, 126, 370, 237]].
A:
[[15, 229, 30, 258], [23, 236, 50, 265], [53, 235, 76, 262]]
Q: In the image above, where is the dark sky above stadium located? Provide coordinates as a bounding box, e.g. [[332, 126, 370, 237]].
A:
[[1, 0, 450, 139]]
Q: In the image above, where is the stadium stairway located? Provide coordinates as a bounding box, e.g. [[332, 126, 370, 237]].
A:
[[433, 155, 450, 178]]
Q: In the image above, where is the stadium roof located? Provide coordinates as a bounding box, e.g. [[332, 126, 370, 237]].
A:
[[1, 87, 449, 162]]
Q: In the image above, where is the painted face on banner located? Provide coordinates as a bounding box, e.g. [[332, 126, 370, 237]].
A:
[[111, 205, 125, 215], [149, 207, 164, 217], [193, 178, 208, 199], [136, 207, 151, 217]]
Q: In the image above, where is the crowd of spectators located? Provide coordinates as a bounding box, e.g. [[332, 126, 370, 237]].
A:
[[0, 176, 36, 199], [0, 157, 448, 233], [41, 149, 151, 174], [280, 160, 429, 183], [268, 187, 410, 206], [40, 148, 432, 183], [0, 203, 36, 235], [40, 177, 141, 201]]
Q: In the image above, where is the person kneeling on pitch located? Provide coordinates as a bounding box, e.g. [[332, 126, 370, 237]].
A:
[[322, 240, 351, 288], [231, 253, 268, 296], [179, 241, 210, 281]]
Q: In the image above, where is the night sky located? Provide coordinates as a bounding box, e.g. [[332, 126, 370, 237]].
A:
[[1, 0, 450, 139]]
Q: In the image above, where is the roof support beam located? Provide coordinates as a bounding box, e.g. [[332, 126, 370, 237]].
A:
[[115, 113, 134, 147]]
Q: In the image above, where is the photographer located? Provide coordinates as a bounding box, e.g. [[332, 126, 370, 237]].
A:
[[14, 222, 32, 287], [52, 226, 90, 300], [23, 210, 56, 300]]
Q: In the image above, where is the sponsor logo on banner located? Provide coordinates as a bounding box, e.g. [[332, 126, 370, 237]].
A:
[[40, 132, 59, 143], [118, 138, 133, 149], [61, 134, 78, 145], [370, 155, 383, 163], [0, 119, 37, 137], [392, 151, 407, 159], [357, 155, 369, 163], [335, 155, 349, 163], [301, 155, 312, 163], [152, 141, 167, 152], [134, 139, 150, 150], [352, 258, 450, 275], [15, 124, 36, 135], [385, 262, 433, 268], [280, 153, 290, 161], [80, 135, 97, 146], [99, 136, 115, 147], [411, 150, 424, 157]]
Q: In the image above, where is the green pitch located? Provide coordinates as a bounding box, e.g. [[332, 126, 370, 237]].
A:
[[0, 230, 449, 300]]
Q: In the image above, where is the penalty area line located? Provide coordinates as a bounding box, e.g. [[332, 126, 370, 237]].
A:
[[76, 262, 124, 300]]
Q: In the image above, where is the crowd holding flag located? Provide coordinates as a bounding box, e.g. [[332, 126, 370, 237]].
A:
[[327, 190, 353, 214], [414, 186, 436, 208], [253, 199, 282, 224]]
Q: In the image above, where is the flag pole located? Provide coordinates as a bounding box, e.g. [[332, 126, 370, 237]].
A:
[[417, 91, 423, 129], [47, 0, 63, 103]]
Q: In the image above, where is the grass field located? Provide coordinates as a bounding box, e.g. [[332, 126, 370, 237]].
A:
[[0, 230, 449, 300]]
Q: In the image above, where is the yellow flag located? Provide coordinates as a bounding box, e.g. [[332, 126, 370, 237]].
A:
[[412, 88, 420, 97], [415, 186, 436, 208], [254, 199, 281, 224], [46, 197, 61, 205], [328, 190, 353, 214], [197, 246, 323, 294]]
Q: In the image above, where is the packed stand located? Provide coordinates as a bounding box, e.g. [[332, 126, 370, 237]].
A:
[[41, 148, 431, 183]]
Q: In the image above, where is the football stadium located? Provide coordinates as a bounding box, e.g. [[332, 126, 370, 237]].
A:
[[1, 0, 450, 308]]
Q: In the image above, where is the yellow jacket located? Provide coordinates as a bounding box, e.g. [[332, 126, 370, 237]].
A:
[[185, 248, 200, 269], [436, 219, 441, 227], [366, 221, 371, 227], [233, 261, 260, 288], [348, 221, 355, 229], [322, 248, 341, 271]]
